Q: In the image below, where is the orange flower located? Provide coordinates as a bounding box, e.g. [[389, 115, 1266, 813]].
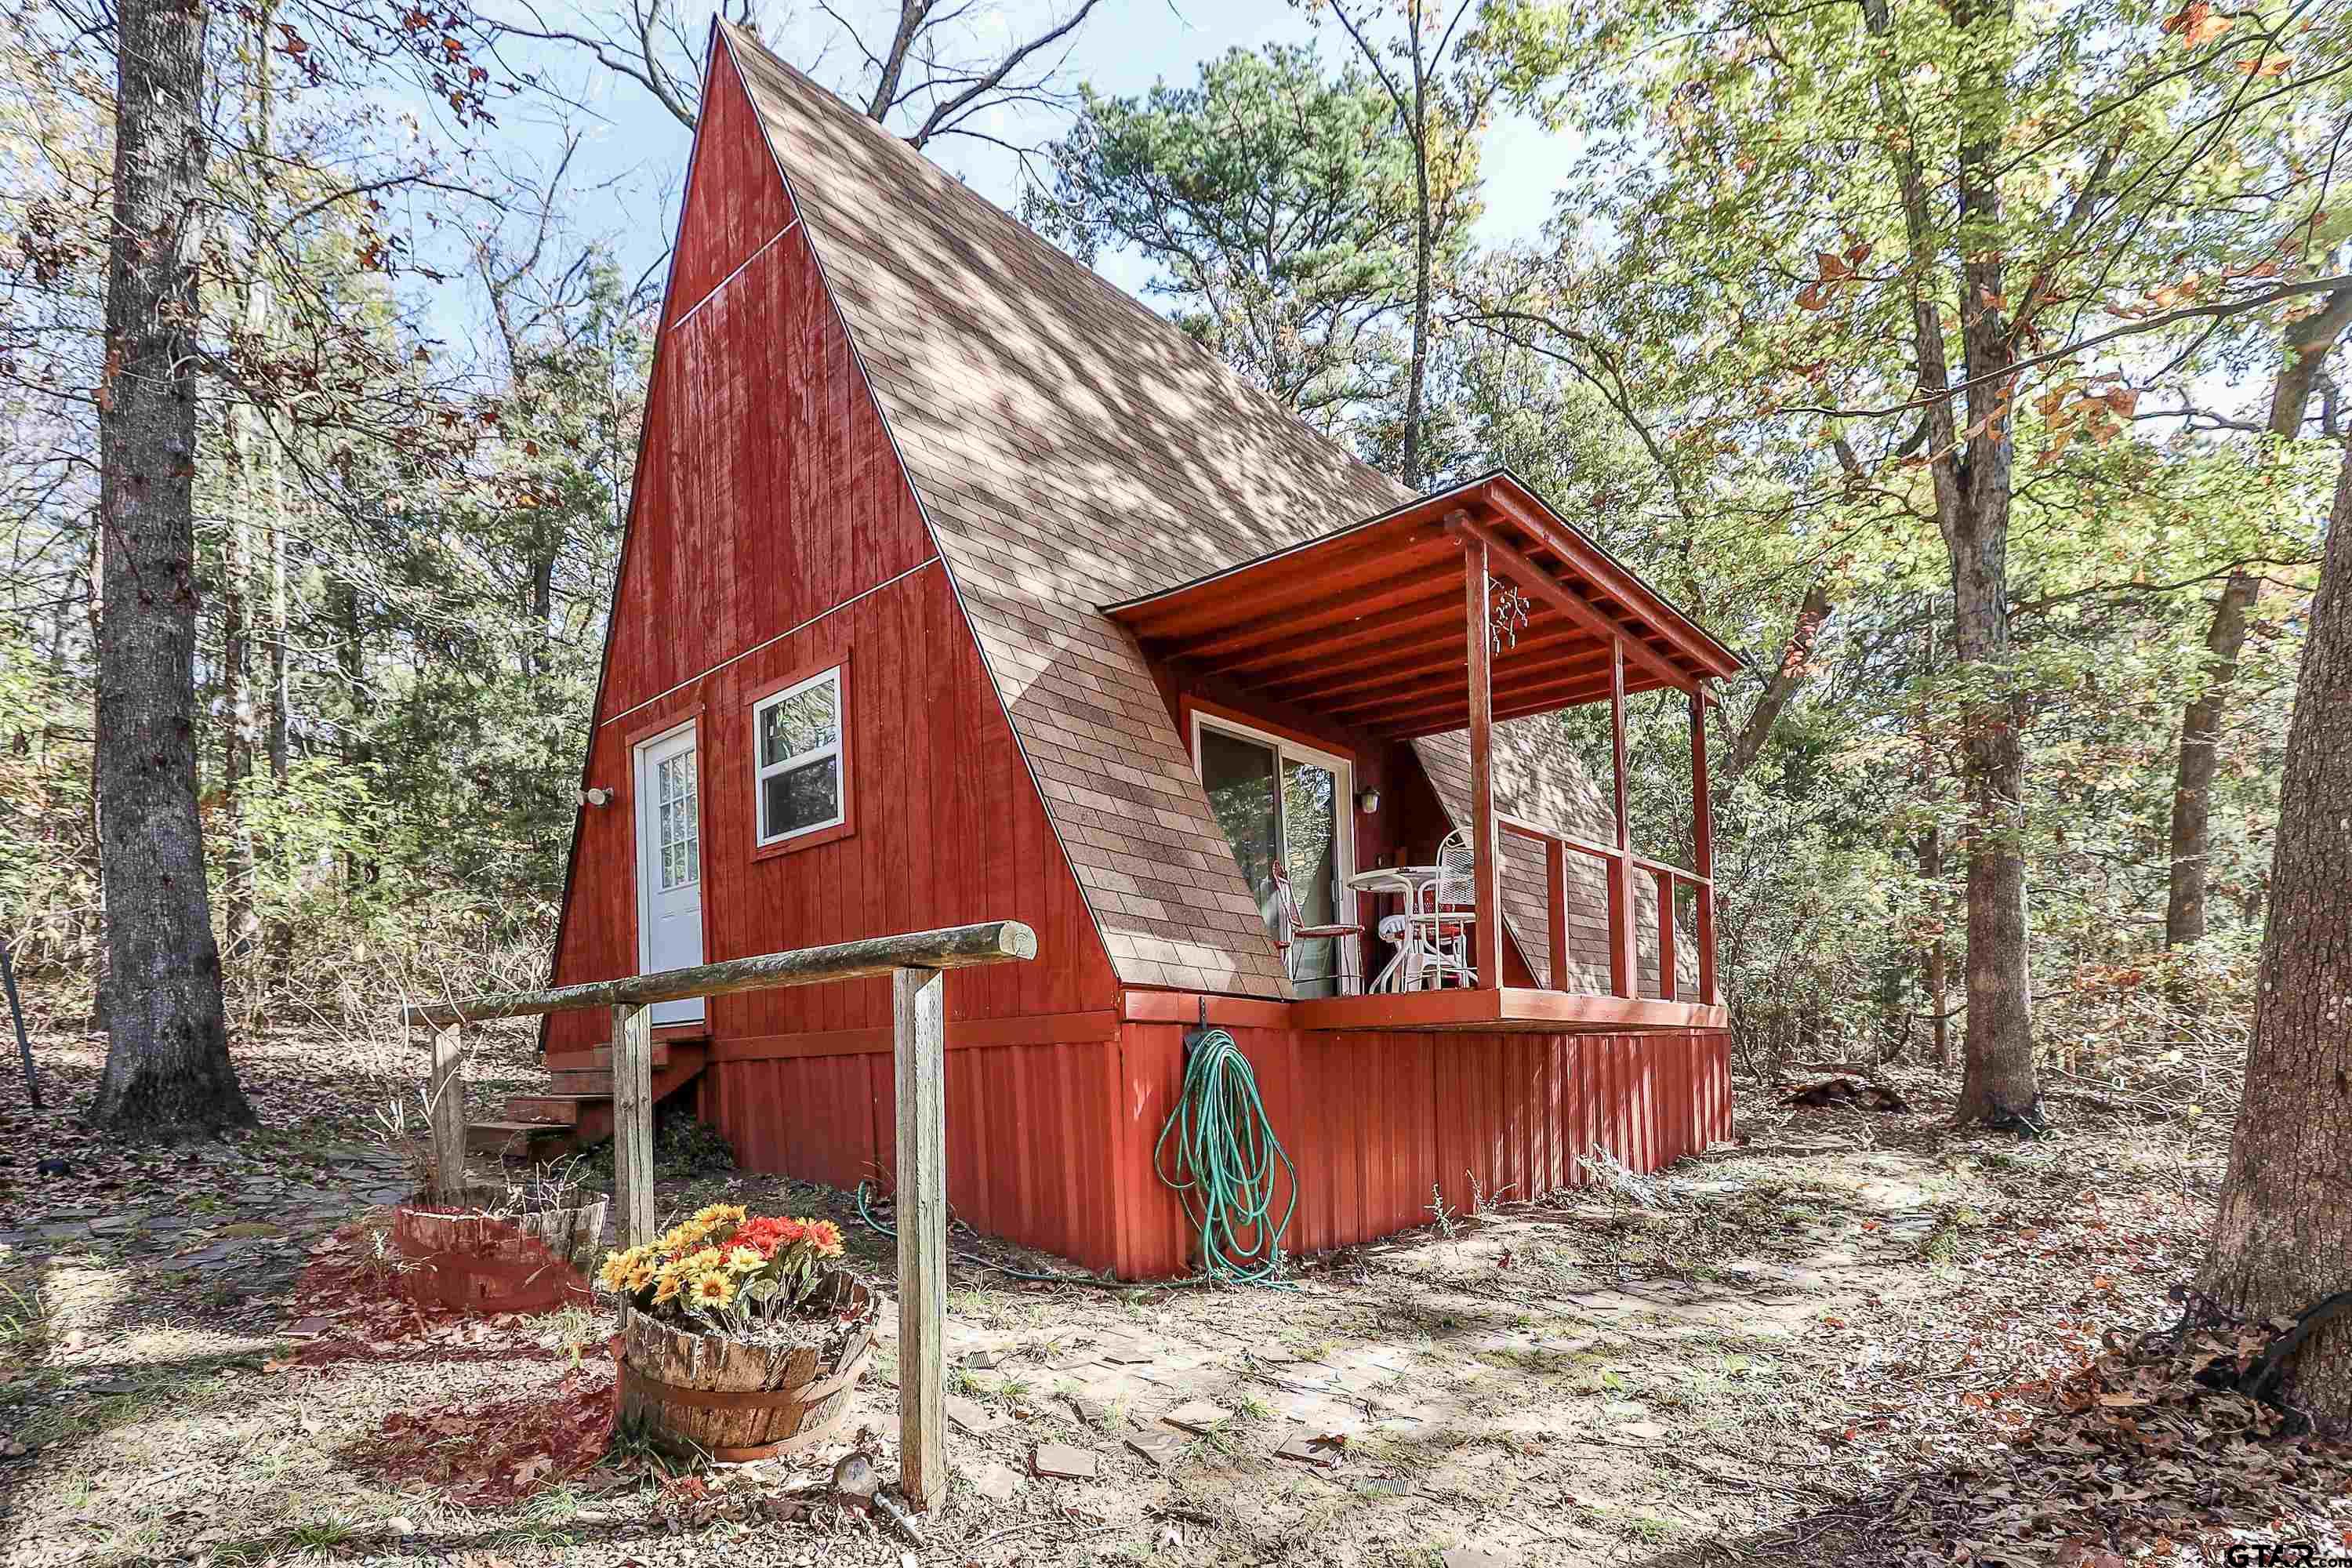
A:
[[806, 1219, 844, 1258]]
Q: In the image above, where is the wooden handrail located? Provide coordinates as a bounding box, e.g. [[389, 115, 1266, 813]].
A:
[[1495, 818, 1715, 1004], [400, 916, 1035, 1515], [402, 921, 1038, 1028]]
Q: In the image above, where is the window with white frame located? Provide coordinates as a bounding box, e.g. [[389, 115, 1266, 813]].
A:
[[753, 667, 845, 844]]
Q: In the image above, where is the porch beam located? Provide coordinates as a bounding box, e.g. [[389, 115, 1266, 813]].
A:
[[1690, 689, 1718, 1005], [1283, 637, 1615, 713], [1463, 531, 1504, 992], [1609, 639, 1639, 1000], [1123, 527, 1457, 641], [1446, 512, 1697, 695], [1477, 481, 1736, 681], [1174, 575, 1463, 664]]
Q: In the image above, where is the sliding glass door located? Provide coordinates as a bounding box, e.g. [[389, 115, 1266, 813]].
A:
[[1194, 716, 1354, 997]]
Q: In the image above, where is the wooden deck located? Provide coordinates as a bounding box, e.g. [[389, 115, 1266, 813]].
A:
[[1293, 987, 1726, 1033], [1120, 986, 1725, 1035]]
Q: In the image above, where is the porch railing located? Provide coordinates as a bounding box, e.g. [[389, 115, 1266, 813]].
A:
[[1501, 818, 1717, 1006]]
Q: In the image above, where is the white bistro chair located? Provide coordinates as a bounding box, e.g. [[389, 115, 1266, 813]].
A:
[[1406, 828, 1480, 988]]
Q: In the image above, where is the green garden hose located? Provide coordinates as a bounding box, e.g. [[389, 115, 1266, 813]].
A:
[[1152, 1027, 1297, 1285]]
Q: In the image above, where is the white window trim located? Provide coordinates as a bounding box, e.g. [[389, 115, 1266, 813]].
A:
[[752, 666, 847, 847]]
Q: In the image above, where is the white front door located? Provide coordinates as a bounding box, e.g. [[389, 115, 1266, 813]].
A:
[[634, 721, 705, 1025]]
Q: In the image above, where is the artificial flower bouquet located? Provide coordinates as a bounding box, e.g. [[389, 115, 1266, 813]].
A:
[[597, 1205, 849, 1333]]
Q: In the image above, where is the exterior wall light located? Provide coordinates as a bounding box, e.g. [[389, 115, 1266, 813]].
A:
[[582, 787, 613, 808], [1358, 788, 1381, 815]]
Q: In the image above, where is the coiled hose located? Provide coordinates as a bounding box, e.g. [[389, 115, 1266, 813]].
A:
[[1152, 1027, 1296, 1285]]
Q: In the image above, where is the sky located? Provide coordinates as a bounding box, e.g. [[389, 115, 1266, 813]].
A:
[[460, 0, 1568, 323]]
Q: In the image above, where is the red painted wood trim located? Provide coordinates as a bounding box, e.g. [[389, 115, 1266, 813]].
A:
[[1545, 837, 1569, 992], [1291, 988, 1728, 1033], [1475, 481, 1727, 682], [622, 701, 706, 755], [1462, 530, 1502, 992], [746, 652, 857, 862], [1118, 990, 1294, 1029], [1609, 640, 1639, 1000], [1652, 864, 1676, 1004], [709, 1010, 1122, 1062], [1450, 510, 1696, 695]]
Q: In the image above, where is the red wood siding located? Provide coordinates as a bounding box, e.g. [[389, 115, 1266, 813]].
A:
[[661, 44, 796, 331], [599, 188, 935, 720], [1107, 1021, 1733, 1279], [552, 564, 1118, 1054]]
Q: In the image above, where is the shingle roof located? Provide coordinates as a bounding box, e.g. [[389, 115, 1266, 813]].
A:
[[720, 24, 1607, 996]]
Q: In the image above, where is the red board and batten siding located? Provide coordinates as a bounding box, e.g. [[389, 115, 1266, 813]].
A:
[[547, 32, 1116, 1047], [1106, 1017, 1733, 1280]]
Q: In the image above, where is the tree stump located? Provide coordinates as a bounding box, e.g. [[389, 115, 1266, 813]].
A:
[[390, 1192, 609, 1314], [614, 1272, 877, 1462]]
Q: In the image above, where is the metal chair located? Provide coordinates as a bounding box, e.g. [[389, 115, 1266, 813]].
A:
[[1408, 828, 1479, 988], [1269, 859, 1363, 995]]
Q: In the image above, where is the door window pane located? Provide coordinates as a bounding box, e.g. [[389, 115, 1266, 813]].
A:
[[657, 749, 699, 891], [1283, 757, 1341, 995], [1200, 728, 1279, 938]]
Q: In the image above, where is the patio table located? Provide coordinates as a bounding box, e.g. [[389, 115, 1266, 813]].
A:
[[1348, 866, 1447, 993]]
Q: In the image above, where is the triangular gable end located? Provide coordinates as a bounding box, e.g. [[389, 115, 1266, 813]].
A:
[[718, 24, 1297, 1000], [545, 30, 1122, 1047], [713, 23, 1291, 1002]]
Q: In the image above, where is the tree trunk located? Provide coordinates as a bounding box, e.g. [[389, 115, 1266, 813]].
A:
[[2197, 436, 2352, 1428], [1401, 83, 1432, 490], [2165, 285, 2352, 949], [1920, 823, 1950, 1069], [88, 0, 255, 1136], [85, 530, 110, 1033], [1724, 572, 1832, 778], [1944, 0, 2038, 1128], [221, 419, 260, 964]]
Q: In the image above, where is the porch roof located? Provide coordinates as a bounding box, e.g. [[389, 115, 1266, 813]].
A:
[[1102, 472, 1743, 739]]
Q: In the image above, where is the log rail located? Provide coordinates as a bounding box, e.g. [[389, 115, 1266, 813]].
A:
[[397, 919, 1036, 1512]]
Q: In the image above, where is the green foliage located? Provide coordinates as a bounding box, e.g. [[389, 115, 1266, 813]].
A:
[[1030, 44, 1470, 436]]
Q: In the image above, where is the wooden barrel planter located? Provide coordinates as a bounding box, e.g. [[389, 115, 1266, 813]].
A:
[[613, 1272, 878, 1462], [390, 1191, 609, 1314]]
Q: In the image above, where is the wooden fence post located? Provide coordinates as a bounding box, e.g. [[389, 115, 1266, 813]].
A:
[[612, 1002, 655, 1247], [893, 964, 946, 1511], [428, 1024, 467, 1205]]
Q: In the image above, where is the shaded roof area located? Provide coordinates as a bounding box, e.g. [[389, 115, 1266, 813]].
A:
[[1105, 474, 1740, 739], [716, 23, 1725, 998]]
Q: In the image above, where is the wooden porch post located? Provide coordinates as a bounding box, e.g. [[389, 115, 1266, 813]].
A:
[[612, 1002, 655, 1247], [1690, 690, 1718, 1005], [1545, 838, 1570, 992], [1609, 639, 1639, 999], [894, 964, 947, 1511], [1465, 538, 1502, 990]]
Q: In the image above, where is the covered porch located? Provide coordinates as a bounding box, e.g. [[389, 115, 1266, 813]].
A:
[[1105, 471, 1742, 1034]]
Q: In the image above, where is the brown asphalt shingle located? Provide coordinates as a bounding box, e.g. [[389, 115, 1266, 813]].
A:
[[721, 27, 1621, 997]]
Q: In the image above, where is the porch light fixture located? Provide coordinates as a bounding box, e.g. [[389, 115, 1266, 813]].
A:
[[1358, 788, 1381, 815], [581, 787, 613, 808]]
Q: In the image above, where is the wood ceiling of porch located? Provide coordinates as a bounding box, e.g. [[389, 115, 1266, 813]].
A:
[[1102, 474, 1742, 739]]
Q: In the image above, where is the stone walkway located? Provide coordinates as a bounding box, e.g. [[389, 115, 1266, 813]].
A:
[[0, 1139, 416, 1301]]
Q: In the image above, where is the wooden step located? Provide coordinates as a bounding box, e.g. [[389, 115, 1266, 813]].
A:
[[544, 1040, 673, 1074], [505, 1094, 602, 1126], [467, 1120, 577, 1157], [549, 1069, 608, 1095]]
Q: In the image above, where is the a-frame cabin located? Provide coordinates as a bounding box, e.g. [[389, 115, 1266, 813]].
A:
[[527, 21, 1742, 1279]]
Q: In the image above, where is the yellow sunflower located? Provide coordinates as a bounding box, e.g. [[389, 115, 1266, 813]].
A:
[[691, 1271, 736, 1308], [652, 1272, 684, 1305], [692, 1203, 748, 1229], [597, 1248, 641, 1291], [726, 1246, 764, 1274], [625, 1261, 658, 1293]]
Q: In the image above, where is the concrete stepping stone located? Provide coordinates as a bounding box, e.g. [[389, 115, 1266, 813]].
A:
[[1030, 1443, 1098, 1480], [1442, 1552, 1509, 1568], [1161, 1400, 1229, 1434], [946, 1396, 1011, 1436], [1126, 1430, 1184, 1468], [972, 1463, 1022, 1501]]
